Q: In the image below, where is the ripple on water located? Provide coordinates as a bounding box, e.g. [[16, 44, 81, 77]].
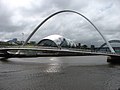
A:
[[1, 56, 120, 90]]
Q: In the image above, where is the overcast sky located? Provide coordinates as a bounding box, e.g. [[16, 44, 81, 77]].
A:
[[0, 0, 120, 46]]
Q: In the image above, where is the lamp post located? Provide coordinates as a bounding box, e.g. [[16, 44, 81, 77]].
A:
[[22, 33, 24, 44]]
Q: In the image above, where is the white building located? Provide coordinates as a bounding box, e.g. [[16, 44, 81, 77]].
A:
[[38, 34, 76, 48]]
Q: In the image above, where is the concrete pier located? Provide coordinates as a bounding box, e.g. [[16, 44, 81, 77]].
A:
[[107, 56, 120, 63]]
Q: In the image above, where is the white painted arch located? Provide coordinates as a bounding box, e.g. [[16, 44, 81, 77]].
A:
[[22, 10, 115, 53]]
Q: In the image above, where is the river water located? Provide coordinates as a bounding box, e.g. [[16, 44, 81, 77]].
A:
[[0, 56, 120, 90]]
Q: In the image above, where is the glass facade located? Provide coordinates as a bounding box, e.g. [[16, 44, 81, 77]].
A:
[[38, 39, 57, 47]]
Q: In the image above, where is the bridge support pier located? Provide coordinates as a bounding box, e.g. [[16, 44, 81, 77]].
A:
[[107, 56, 120, 63]]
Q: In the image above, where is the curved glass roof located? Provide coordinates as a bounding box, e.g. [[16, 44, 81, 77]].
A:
[[38, 34, 76, 47]]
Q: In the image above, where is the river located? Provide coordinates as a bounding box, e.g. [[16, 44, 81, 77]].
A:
[[0, 56, 120, 90]]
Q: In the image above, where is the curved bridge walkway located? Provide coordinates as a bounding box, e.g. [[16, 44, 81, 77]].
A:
[[0, 47, 119, 57], [0, 47, 120, 63]]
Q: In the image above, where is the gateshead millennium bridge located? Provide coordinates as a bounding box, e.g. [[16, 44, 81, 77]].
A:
[[0, 10, 120, 63]]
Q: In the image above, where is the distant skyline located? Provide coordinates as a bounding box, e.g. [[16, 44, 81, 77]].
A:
[[0, 0, 120, 46]]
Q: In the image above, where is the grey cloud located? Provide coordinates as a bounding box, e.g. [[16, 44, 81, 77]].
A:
[[0, 1, 24, 33], [0, 2, 12, 32], [0, 0, 120, 46]]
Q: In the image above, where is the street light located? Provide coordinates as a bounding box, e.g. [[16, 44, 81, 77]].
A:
[[22, 33, 24, 44]]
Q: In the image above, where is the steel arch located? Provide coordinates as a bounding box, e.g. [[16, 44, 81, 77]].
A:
[[22, 10, 115, 53]]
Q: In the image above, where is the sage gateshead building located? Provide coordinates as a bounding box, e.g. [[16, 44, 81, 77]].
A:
[[37, 35, 77, 48]]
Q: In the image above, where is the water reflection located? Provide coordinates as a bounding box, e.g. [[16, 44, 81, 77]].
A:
[[45, 57, 63, 73], [45, 64, 62, 73]]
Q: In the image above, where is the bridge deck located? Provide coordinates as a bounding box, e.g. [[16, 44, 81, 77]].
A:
[[0, 47, 120, 58]]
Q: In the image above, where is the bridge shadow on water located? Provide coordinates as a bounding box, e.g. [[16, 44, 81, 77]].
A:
[[0, 56, 112, 65], [0, 57, 9, 62]]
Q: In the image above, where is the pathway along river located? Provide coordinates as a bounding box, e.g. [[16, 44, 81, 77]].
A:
[[0, 56, 120, 90]]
